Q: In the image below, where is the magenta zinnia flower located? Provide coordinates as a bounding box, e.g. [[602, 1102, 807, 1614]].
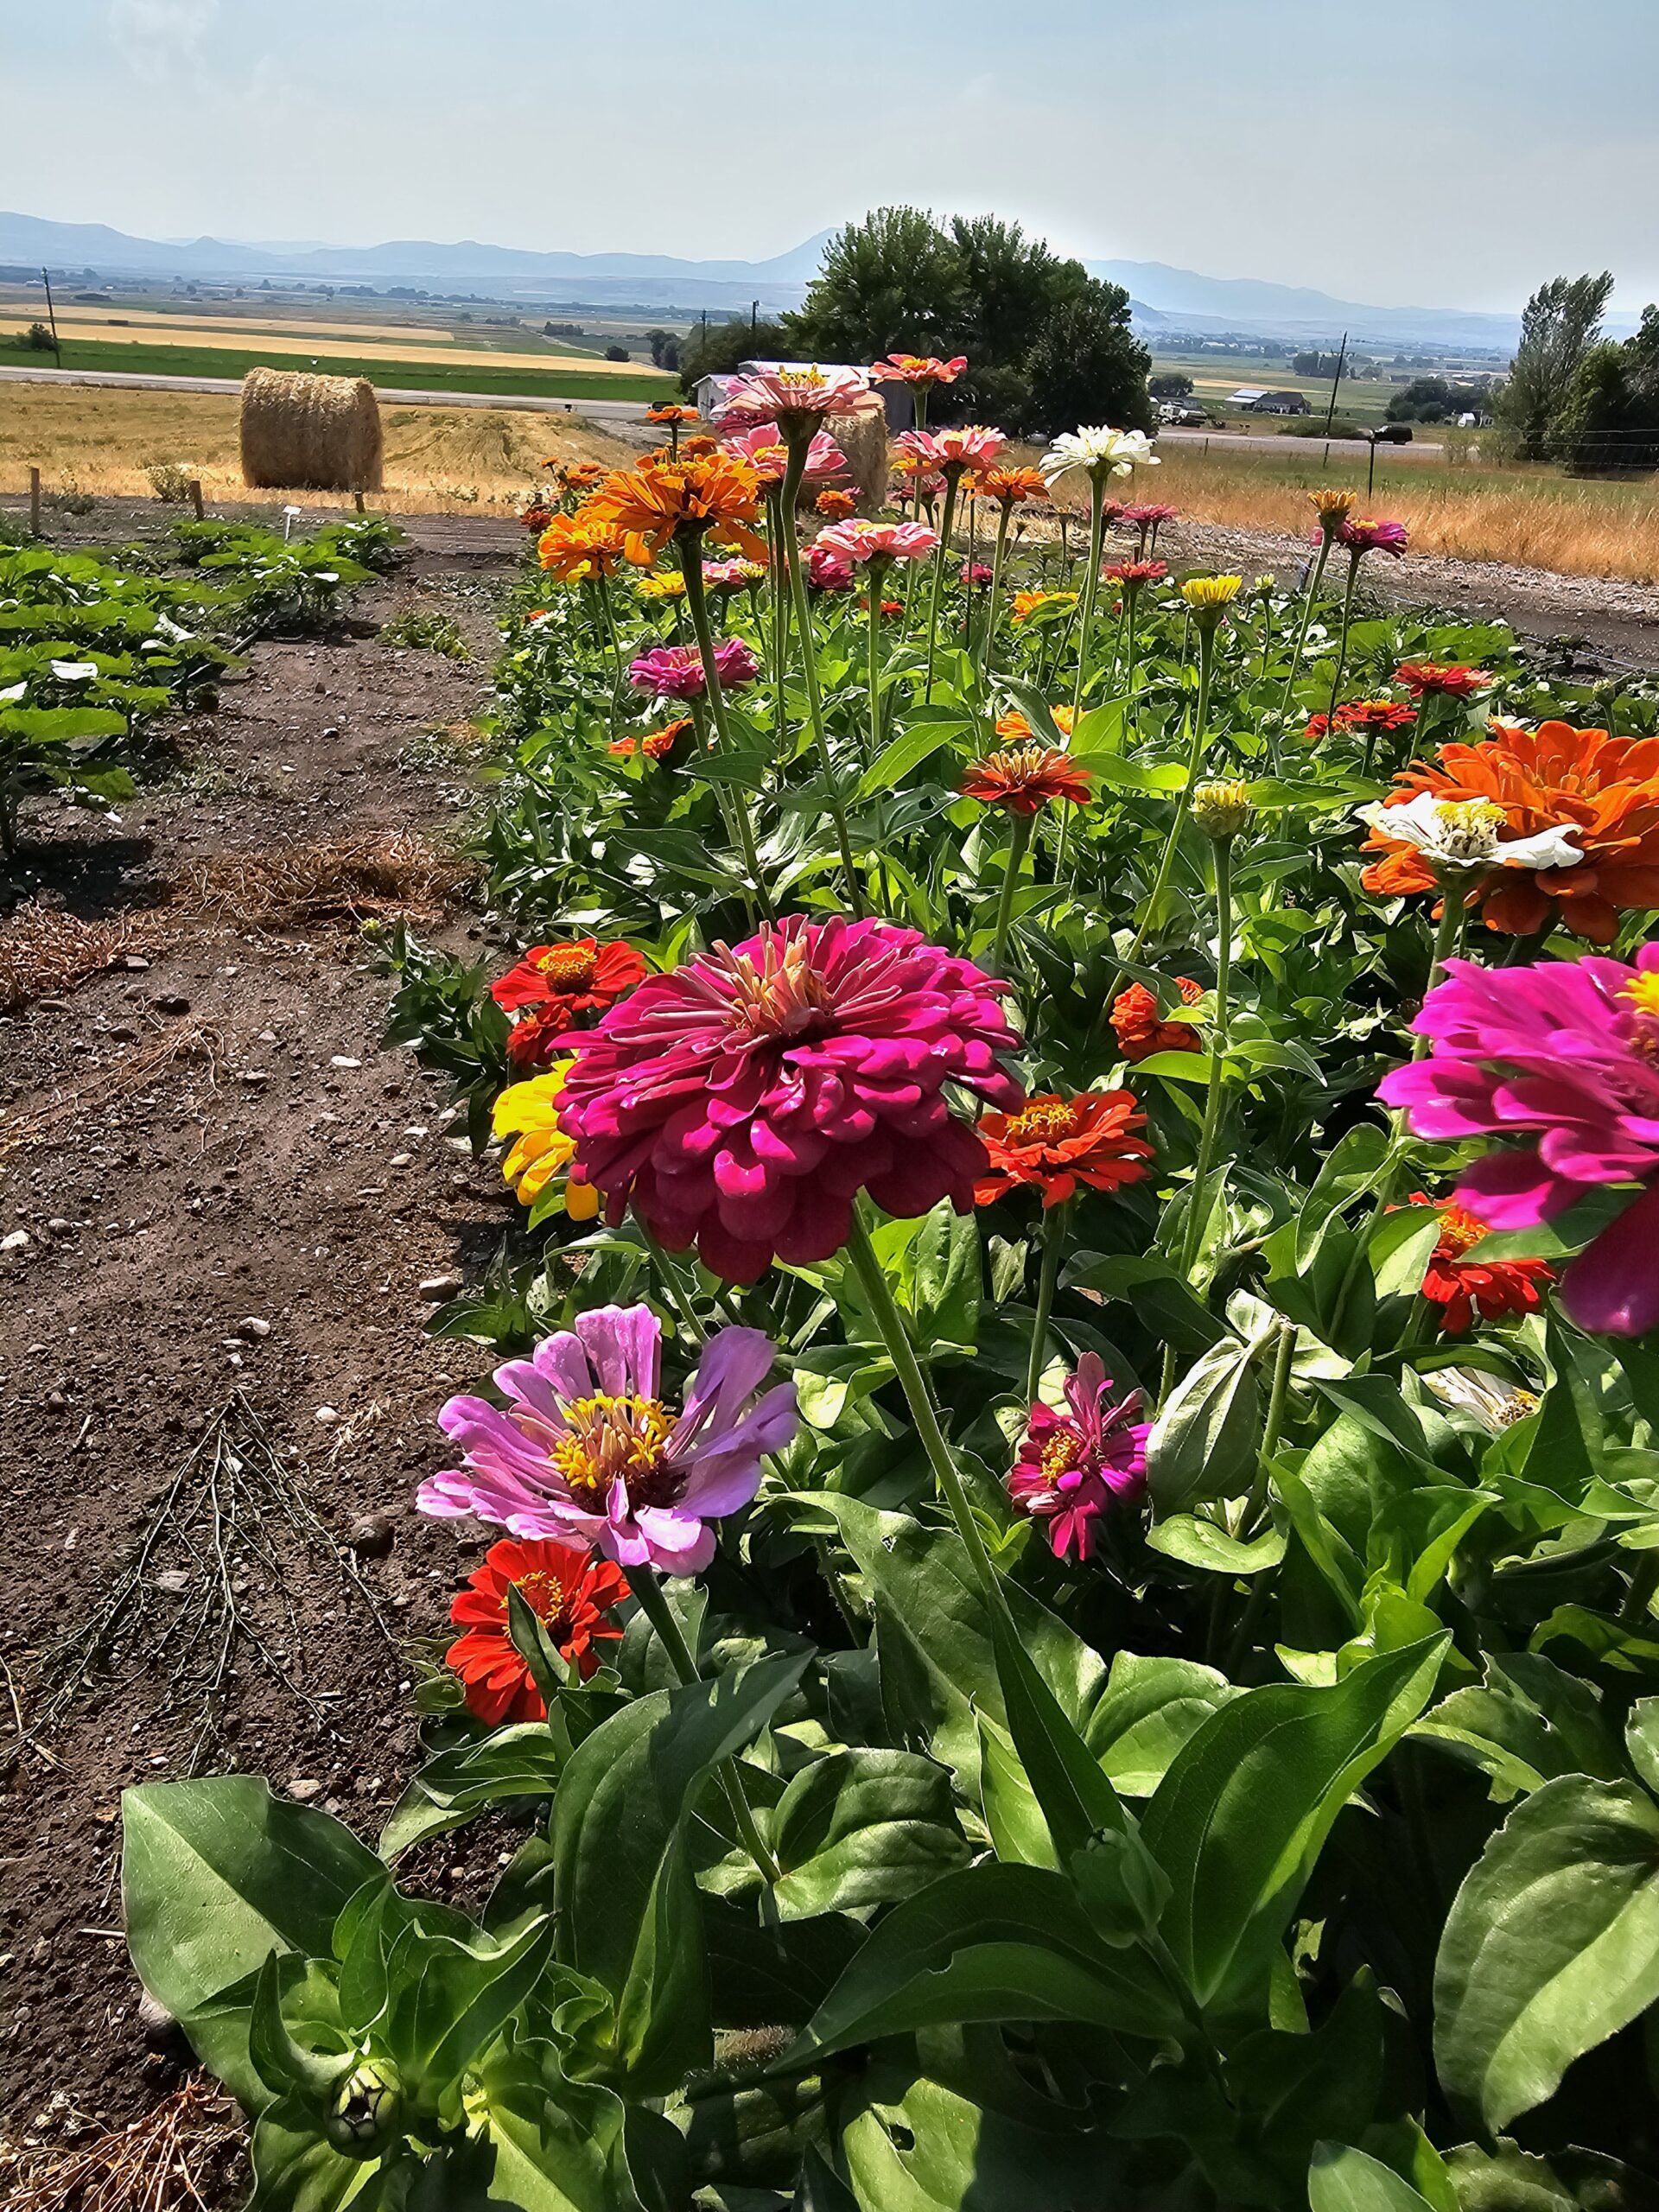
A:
[[1332, 516, 1409, 560], [814, 518, 940, 567], [558, 915, 1023, 1283], [419, 1304, 798, 1575], [1008, 1353, 1150, 1562], [628, 639, 760, 700], [806, 546, 855, 593], [721, 422, 846, 485], [1378, 949, 1659, 1337]]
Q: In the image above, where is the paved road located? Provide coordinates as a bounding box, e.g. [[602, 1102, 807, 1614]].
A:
[[1158, 423, 1447, 463], [0, 362, 656, 423]]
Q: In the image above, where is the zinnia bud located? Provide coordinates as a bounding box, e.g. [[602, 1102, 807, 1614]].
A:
[[1192, 779, 1255, 842], [327, 2060, 404, 2158]]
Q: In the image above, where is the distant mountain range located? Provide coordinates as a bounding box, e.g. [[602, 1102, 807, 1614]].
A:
[[3, 209, 1641, 353]]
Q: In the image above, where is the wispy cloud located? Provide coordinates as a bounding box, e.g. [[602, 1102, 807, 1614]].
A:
[[109, 0, 219, 86]]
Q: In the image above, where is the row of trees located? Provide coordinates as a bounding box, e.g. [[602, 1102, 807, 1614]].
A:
[[1497, 271, 1659, 472], [678, 207, 1152, 438]]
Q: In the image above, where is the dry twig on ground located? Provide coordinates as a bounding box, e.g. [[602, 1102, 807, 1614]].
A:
[[0, 907, 162, 1015], [0, 2082, 242, 2212], [171, 832, 471, 930], [0, 1023, 226, 1160], [33, 1391, 393, 1772]]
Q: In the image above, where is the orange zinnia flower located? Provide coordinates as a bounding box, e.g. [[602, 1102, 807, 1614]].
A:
[[645, 404, 701, 426], [557, 461, 605, 492], [974, 1091, 1154, 1210], [1361, 721, 1659, 942], [610, 715, 692, 762], [587, 453, 767, 565], [995, 705, 1076, 742], [537, 511, 627, 582], [1408, 1192, 1555, 1336], [1110, 977, 1204, 1063], [962, 742, 1093, 815], [1011, 589, 1077, 623], [981, 466, 1048, 510], [816, 488, 858, 519]]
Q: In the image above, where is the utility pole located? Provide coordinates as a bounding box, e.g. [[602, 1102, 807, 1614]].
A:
[[41, 266, 62, 366], [750, 297, 759, 340], [1322, 332, 1347, 436]]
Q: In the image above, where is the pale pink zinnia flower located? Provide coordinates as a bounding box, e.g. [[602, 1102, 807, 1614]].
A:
[[558, 915, 1022, 1283], [1378, 948, 1659, 1338], [1007, 1353, 1149, 1563], [897, 424, 1007, 476], [420, 1304, 798, 1575], [720, 422, 846, 486], [868, 353, 969, 388], [713, 365, 871, 431], [813, 519, 940, 567], [628, 639, 760, 700]]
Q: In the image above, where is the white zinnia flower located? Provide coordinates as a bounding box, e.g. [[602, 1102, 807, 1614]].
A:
[[1039, 426, 1160, 485], [1358, 792, 1582, 874], [50, 660, 99, 683]]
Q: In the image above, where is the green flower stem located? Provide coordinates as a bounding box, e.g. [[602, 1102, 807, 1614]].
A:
[[765, 484, 790, 691], [1135, 620, 1219, 949], [677, 537, 773, 921], [1123, 587, 1142, 737], [845, 1212, 999, 1600], [982, 505, 1012, 689], [924, 470, 962, 702], [778, 438, 867, 917], [1176, 834, 1236, 1283], [1024, 1200, 1070, 1404], [1070, 474, 1108, 728], [640, 1225, 708, 1347], [1324, 551, 1363, 720], [629, 1567, 784, 1885], [1223, 1319, 1299, 1672], [988, 808, 1034, 978], [1276, 534, 1333, 722], [866, 566, 887, 765]]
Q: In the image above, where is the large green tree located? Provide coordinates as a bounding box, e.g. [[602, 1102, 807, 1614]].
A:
[[791, 207, 966, 364], [1496, 271, 1615, 460], [1549, 304, 1659, 474], [1023, 288, 1154, 439]]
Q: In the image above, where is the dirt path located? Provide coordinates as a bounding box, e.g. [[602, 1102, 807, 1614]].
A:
[[0, 536, 518, 2141]]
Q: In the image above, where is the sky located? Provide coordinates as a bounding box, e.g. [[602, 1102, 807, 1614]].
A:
[[5, 0, 1658, 315]]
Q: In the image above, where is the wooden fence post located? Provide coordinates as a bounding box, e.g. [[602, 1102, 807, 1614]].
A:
[[188, 479, 205, 521], [29, 467, 41, 536]]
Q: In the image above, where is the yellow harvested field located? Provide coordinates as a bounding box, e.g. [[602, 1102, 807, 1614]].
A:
[[0, 302, 453, 346], [0, 382, 639, 515], [0, 312, 655, 374]]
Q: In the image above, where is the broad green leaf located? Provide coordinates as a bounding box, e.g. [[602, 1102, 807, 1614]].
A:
[[122, 1778, 381, 2030], [772, 1750, 969, 1920], [1147, 1514, 1287, 1577], [790, 1863, 1182, 2063], [1295, 1127, 1390, 1269], [380, 1725, 565, 1859], [855, 717, 965, 798], [1310, 2143, 1440, 2212], [1147, 1338, 1262, 1512], [1142, 1637, 1447, 2013], [989, 1601, 1130, 1861], [1433, 1775, 1659, 2130], [1413, 1654, 1624, 1802], [247, 2098, 379, 2212], [976, 1713, 1055, 1868], [1086, 1652, 1243, 1796], [840, 2067, 1109, 2212]]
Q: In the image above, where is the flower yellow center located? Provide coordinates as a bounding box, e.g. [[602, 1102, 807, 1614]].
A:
[[1007, 1100, 1082, 1145], [1622, 974, 1659, 1021], [1039, 1432, 1083, 1483], [506, 1567, 568, 1627], [538, 944, 598, 990], [723, 938, 835, 1041], [1436, 1202, 1490, 1256], [549, 1392, 674, 1507], [1432, 798, 1506, 862]]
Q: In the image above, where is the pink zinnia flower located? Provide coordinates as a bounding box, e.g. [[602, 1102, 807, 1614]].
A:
[[896, 424, 1007, 476], [419, 1305, 798, 1575], [1119, 502, 1179, 529], [558, 915, 1023, 1284], [628, 639, 760, 700], [814, 519, 939, 567], [960, 561, 995, 588], [713, 365, 870, 431], [1007, 1353, 1149, 1563], [1332, 516, 1409, 560], [1378, 949, 1659, 1337], [720, 422, 846, 486], [868, 353, 968, 388], [806, 546, 855, 592]]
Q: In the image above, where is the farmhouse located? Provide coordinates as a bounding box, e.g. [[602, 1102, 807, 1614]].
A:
[[1227, 386, 1312, 415]]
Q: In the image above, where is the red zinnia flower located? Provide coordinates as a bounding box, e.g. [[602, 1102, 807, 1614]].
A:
[[1103, 560, 1168, 588], [1110, 977, 1204, 1062], [1306, 698, 1417, 741], [974, 1091, 1153, 1210], [445, 1535, 629, 1723], [1394, 663, 1493, 699], [962, 743, 1093, 816], [492, 938, 648, 1022], [559, 914, 1021, 1283], [1411, 1193, 1554, 1336]]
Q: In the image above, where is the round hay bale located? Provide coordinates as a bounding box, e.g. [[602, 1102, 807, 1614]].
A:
[[825, 400, 891, 515], [239, 367, 384, 494]]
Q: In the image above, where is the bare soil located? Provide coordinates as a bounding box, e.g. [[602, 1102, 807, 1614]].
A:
[[0, 519, 520, 2160]]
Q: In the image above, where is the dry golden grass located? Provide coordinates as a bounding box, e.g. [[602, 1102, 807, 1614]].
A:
[[0, 906, 155, 1014], [172, 832, 474, 929], [1148, 444, 1659, 586], [0, 302, 450, 346], [0, 383, 638, 514]]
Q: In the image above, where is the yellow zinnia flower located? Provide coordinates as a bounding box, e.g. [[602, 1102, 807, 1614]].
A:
[[492, 1065, 600, 1218], [634, 572, 687, 602], [1179, 575, 1243, 626]]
